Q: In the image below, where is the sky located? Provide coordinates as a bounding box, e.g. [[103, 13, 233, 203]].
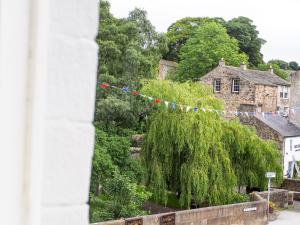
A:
[[108, 0, 300, 63]]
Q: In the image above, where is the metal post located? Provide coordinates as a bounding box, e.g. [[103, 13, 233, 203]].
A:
[[267, 177, 270, 219]]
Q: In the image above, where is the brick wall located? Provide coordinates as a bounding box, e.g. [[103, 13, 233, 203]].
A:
[[92, 200, 267, 225]]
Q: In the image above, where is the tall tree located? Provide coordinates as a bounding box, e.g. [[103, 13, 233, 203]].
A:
[[225, 17, 266, 66], [90, 1, 167, 222], [96, 0, 167, 132], [222, 120, 282, 190], [142, 80, 282, 208], [142, 80, 235, 208], [289, 61, 299, 71], [257, 63, 289, 80], [164, 17, 226, 62], [268, 59, 290, 70], [176, 22, 248, 81]]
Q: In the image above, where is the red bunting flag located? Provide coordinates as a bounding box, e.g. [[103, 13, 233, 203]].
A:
[[155, 98, 161, 103], [100, 83, 109, 89], [132, 91, 139, 95]]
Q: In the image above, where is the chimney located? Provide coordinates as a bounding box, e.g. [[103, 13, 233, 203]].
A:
[[289, 71, 300, 127], [219, 58, 225, 67], [268, 65, 274, 74], [240, 62, 247, 70]]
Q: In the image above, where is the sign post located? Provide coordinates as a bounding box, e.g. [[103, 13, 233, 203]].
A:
[[265, 172, 276, 219]]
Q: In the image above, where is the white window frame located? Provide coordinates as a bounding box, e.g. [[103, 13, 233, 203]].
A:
[[214, 79, 221, 93], [280, 86, 289, 99], [232, 79, 240, 93]]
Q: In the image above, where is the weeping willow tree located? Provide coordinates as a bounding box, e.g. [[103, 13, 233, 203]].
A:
[[141, 80, 282, 209], [141, 80, 236, 208], [222, 120, 283, 191]]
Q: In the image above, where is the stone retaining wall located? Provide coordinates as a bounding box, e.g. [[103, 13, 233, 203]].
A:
[[281, 179, 300, 200], [92, 200, 267, 225], [281, 179, 300, 192], [252, 189, 289, 208]]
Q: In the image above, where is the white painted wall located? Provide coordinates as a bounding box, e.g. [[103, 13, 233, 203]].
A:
[[0, 0, 99, 225], [283, 137, 300, 175]]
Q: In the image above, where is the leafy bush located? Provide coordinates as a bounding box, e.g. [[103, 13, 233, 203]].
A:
[[89, 174, 151, 223]]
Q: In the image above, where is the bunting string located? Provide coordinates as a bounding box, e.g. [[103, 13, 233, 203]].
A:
[[97, 82, 300, 118]]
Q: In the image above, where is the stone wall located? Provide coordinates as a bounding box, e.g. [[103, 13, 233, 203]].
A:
[[277, 85, 290, 112], [252, 189, 289, 209], [281, 179, 300, 192], [201, 66, 256, 118], [92, 200, 267, 225], [158, 60, 177, 80], [281, 179, 300, 201], [255, 85, 277, 112], [290, 71, 300, 127], [239, 116, 283, 149]]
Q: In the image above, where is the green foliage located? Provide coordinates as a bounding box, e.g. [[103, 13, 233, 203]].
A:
[[97, 1, 167, 81], [90, 127, 147, 222], [225, 17, 266, 66], [222, 120, 283, 190], [257, 63, 289, 80], [142, 80, 236, 208], [96, 0, 167, 133], [289, 61, 299, 71], [142, 80, 282, 208], [268, 59, 290, 70], [164, 17, 225, 62], [229, 193, 250, 204], [89, 174, 151, 222], [90, 128, 144, 194], [176, 22, 248, 81]]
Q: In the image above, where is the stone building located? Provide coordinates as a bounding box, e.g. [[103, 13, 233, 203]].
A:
[[158, 59, 177, 80], [289, 71, 300, 127], [240, 114, 300, 175], [200, 60, 291, 117]]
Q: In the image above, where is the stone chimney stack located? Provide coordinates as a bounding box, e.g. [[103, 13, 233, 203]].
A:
[[219, 58, 225, 67], [240, 62, 247, 70], [268, 65, 274, 74], [289, 71, 300, 127]]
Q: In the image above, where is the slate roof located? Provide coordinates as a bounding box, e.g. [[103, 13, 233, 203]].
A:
[[255, 114, 300, 137], [224, 66, 291, 86]]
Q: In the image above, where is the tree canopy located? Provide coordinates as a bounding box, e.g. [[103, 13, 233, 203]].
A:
[[90, 1, 167, 222], [225, 17, 266, 66], [176, 22, 248, 81], [142, 80, 282, 208], [164, 17, 225, 62]]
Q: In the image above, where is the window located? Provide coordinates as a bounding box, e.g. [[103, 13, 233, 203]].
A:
[[214, 79, 221, 93], [280, 86, 288, 99], [232, 79, 240, 93]]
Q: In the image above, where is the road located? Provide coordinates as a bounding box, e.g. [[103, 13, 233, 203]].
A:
[[269, 201, 300, 225]]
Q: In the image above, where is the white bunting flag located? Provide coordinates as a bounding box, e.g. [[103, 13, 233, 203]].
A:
[[165, 101, 169, 108]]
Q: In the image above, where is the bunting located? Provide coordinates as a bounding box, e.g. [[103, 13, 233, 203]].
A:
[[97, 82, 300, 118]]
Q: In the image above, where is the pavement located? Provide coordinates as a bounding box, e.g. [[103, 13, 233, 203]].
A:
[[269, 201, 300, 225]]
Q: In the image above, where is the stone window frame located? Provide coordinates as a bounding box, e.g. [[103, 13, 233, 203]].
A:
[[232, 78, 240, 93], [213, 79, 221, 93]]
